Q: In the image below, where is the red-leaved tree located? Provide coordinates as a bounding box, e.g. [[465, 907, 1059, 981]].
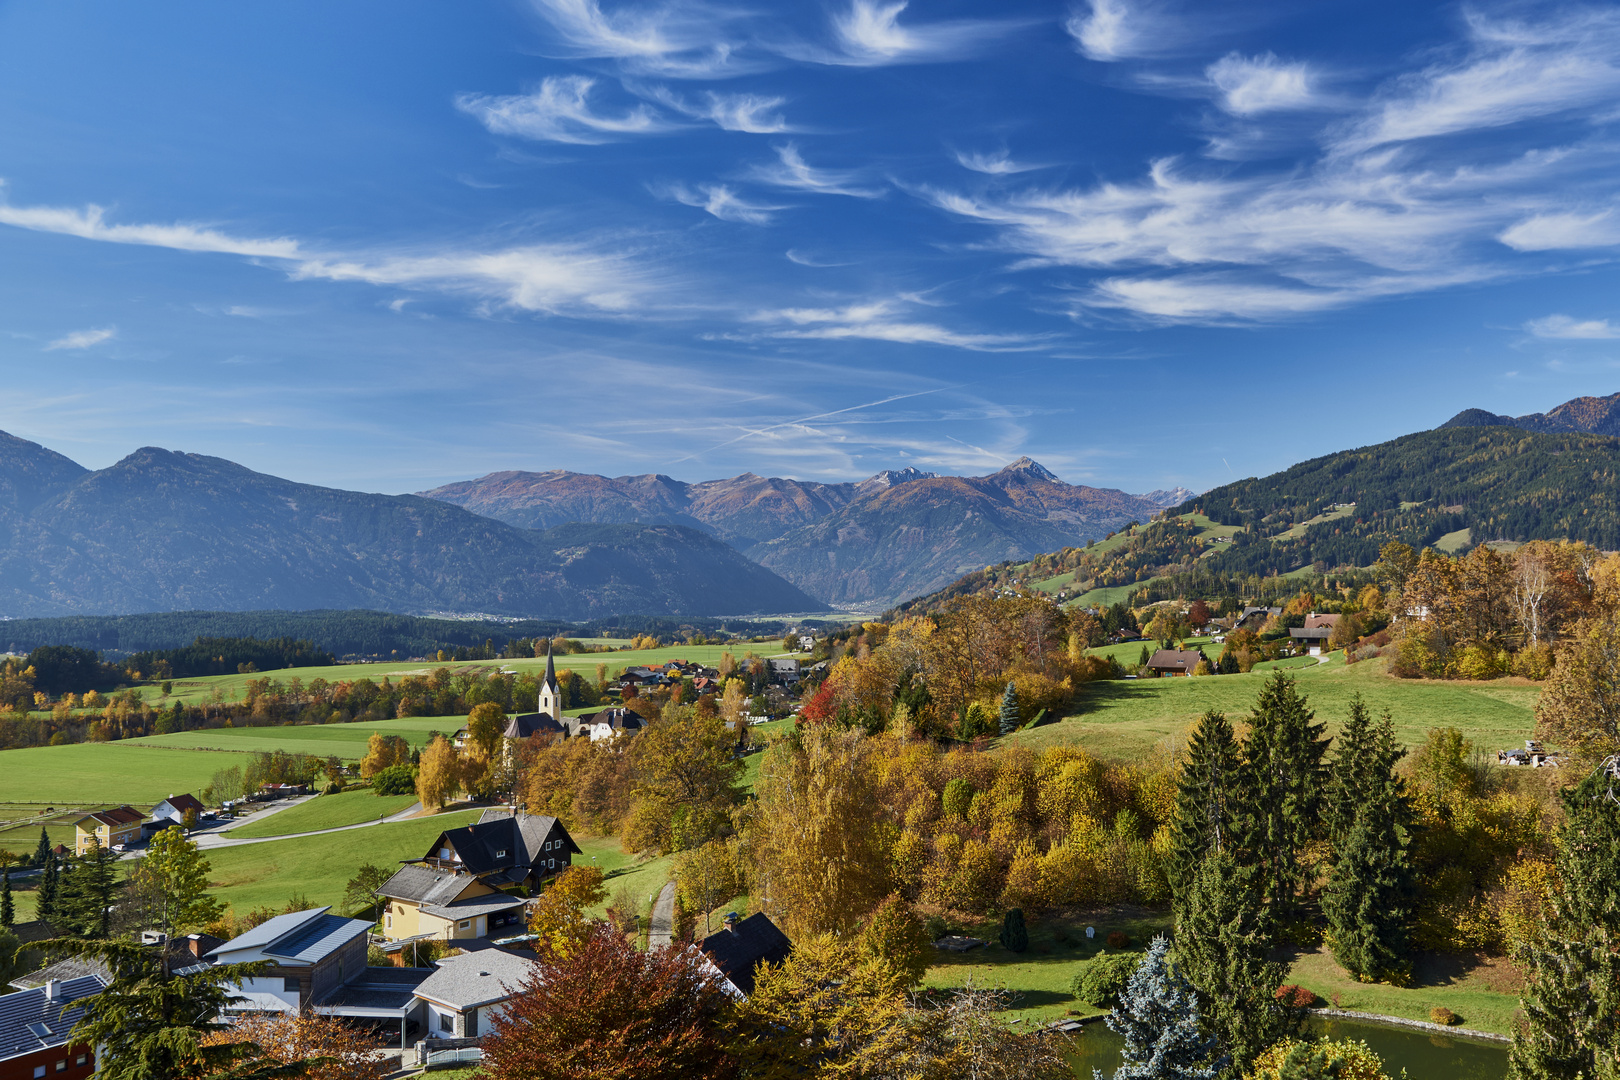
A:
[[798, 681, 836, 724], [479, 922, 736, 1080]]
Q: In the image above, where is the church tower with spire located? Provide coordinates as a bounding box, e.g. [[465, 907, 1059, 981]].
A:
[[538, 645, 563, 718]]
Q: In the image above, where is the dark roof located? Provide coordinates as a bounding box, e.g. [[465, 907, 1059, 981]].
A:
[[9, 920, 57, 945], [0, 975, 107, 1062], [1148, 649, 1203, 672], [425, 813, 581, 879], [315, 966, 431, 1013], [157, 794, 206, 815], [420, 893, 528, 921], [506, 713, 565, 739], [1290, 627, 1333, 640], [699, 914, 793, 997], [376, 864, 482, 906]]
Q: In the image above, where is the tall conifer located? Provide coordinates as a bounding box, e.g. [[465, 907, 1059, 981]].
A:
[[1509, 765, 1620, 1079], [0, 859, 13, 928], [1098, 935, 1222, 1080], [1240, 672, 1329, 926], [998, 682, 1019, 736], [1321, 712, 1414, 984], [38, 848, 59, 922], [32, 827, 50, 869], [1168, 710, 1243, 900]]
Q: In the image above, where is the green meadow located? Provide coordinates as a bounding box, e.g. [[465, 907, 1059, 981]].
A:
[[125, 715, 470, 759], [1012, 652, 1540, 760], [226, 788, 422, 838], [0, 743, 255, 807]]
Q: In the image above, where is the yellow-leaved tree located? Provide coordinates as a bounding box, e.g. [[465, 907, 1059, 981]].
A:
[[415, 735, 461, 811], [528, 865, 607, 956]]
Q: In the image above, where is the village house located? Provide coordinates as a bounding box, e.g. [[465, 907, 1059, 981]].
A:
[[698, 913, 793, 999], [566, 706, 644, 742], [767, 657, 801, 685], [411, 945, 537, 1039], [151, 793, 206, 826], [1146, 649, 1204, 677], [0, 974, 107, 1080], [1233, 606, 1283, 632], [1288, 613, 1341, 656], [205, 907, 430, 1047], [72, 805, 143, 855], [375, 809, 581, 944]]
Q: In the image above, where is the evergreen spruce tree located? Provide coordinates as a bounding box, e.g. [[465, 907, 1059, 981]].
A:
[[1175, 849, 1296, 1075], [57, 839, 117, 938], [1324, 696, 1406, 854], [37, 848, 59, 922], [998, 682, 1019, 736], [1095, 934, 1222, 1080], [999, 908, 1029, 953], [32, 827, 51, 868], [1321, 759, 1414, 981], [1167, 710, 1243, 900], [1240, 672, 1329, 927], [1509, 765, 1620, 1080], [0, 858, 13, 928]]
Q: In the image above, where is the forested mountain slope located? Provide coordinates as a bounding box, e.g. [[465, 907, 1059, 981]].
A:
[[0, 434, 826, 619]]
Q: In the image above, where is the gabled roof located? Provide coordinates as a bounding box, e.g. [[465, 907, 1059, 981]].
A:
[[1302, 613, 1340, 630], [1148, 649, 1203, 672], [0, 975, 108, 1062], [75, 805, 144, 830], [207, 907, 371, 966], [506, 713, 565, 739], [419, 893, 527, 921], [376, 864, 483, 907], [413, 947, 538, 1011], [10, 958, 111, 990], [156, 793, 206, 815], [426, 813, 580, 879], [699, 914, 793, 998]]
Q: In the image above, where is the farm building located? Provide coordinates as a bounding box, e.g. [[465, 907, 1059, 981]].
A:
[[1146, 649, 1204, 677]]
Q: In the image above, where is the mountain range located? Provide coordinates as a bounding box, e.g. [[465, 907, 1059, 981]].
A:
[[422, 461, 1189, 607], [0, 432, 825, 619], [1441, 391, 1620, 437]]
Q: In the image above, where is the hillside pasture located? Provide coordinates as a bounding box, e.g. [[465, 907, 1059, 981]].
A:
[[0, 742, 255, 807], [125, 715, 469, 759], [1013, 657, 1540, 761], [226, 789, 421, 838]]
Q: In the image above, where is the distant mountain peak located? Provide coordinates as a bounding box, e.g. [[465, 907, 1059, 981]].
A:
[[857, 466, 937, 492], [1441, 391, 1620, 438], [1137, 486, 1196, 508], [996, 456, 1059, 482]]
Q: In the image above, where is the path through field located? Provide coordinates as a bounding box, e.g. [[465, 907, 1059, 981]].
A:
[[183, 796, 426, 850], [648, 882, 675, 948]]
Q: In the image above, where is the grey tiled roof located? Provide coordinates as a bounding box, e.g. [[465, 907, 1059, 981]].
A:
[[0, 975, 107, 1061], [10, 959, 111, 990], [420, 893, 528, 921], [413, 948, 538, 1011], [377, 865, 478, 906]]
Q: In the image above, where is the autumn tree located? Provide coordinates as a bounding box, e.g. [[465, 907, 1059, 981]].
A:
[[481, 921, 734, 1080], [529, 865, 608, 956], [359, 732, 409, 779], [125, 829, 225, 939], [676, 840, 744, 937], [749, 727, 891, 938], [1535, 612, 1620, 765], [857, 893, 931, 990], [203, 1012, 387, 1080], [415, 734, 462, 810], [623, 710, 745, 855]]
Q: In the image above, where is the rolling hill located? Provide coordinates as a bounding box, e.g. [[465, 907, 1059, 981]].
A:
[[1440, 390, 1620, 437], [0, 434, 825, 619]]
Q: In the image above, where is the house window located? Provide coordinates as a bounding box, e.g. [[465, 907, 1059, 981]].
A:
[[385, 913, 392, 928], [76, 1056, 87, 1066], [440, 1011, 454, 1033], [284, 977, 300, 992], [495, 849, 507, 858], [56, 1062, 67, 1072], [458, 920, 471, 930], [33, 1067, 45, 1078]]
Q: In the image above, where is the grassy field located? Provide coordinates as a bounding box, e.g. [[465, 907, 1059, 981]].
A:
[[1012, 655, 1539, 760], [226, 789, 421, 838], [574, 835, 675, 921], [203, 809, 483, 915], [0, 743, 255, 807], [0, 803, 117, 857], [1285, 945, 1522, 1035], [126, 715, 470, 759]]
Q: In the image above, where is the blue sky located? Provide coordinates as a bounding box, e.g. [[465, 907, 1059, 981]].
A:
[[3, 0, 1620, 496]]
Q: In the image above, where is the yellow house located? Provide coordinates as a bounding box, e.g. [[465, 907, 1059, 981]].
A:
[[74, 805, 145, 854], [374, 864, 528, 942]]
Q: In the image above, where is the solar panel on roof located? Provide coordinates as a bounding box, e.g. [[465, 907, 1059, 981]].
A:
[[26, 1022, 52, 1039]]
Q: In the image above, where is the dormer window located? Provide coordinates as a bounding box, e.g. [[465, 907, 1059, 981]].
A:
[[495, 849, 507, 859]]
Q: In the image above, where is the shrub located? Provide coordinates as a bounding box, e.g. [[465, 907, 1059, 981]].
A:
[[1250, 1038, 1394, 1080], [1275, 984, 1319, 1008], [1105, 930, 1130, 950], [942, 778, 974, 818], [1070, 951, 1139, 1009], [372, 763, 417, 796], [1430, 1006, 1459, 1026], [999, 908, 1029, 954], [1511, 643, 1554, 681], [923, 914, 950, 942]]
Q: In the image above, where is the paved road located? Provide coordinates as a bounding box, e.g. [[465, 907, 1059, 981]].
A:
[[647, 882, 676, 949]]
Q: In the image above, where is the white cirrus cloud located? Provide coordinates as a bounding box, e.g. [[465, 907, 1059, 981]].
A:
[[749, 144, 884, 198], [1498, 209, 1620, 251], [954, 148, 1042, 175], [664, 182, 786, 225], [815, 0, 1020, 66], [1525, 314, 1620, 339], [0, 196, 300, 258], [1333, 7, 1620, 153], [1066, 0, 1147, 62], [527, 0, 753, 78], [1207, 52, 1317, 116], [647, 87, 789, 133], [750, 298, 1044, 350], [456, 75, 673, 144], [45, 327, 116, 351]]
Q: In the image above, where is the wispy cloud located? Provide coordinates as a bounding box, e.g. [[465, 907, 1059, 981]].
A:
[[749, 298, 1043, 350], [663, 182, 785, 224], [1207, 52, 1317, 116], [647, 88, 789, 133], [808, 0, 1020, 66], [1525, 313, 1620, 339], [750, 144, 884, 198], [954, 148, 1042, 175], [1333, 7, 1620, 153], [527, 0, 753, 78], [44, 327, 116, 351], [0, 194, 299, 258], [1066, 0, 1150, 62], [457, 76, 673, 144], [1498, 209, 1620, 251]]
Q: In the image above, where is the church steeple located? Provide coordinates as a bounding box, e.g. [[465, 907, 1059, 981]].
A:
[[538, 642, 562, 717]]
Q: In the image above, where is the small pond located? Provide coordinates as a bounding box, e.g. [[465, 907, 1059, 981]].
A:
[[1069, 1015, 1509, 1078]]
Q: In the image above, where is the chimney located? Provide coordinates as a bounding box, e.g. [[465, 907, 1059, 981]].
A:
[[723, 912, 741, 934], [45, 978, 60, 1001]]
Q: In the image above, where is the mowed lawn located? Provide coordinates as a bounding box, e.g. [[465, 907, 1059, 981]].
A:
[[126, 716, 469, 760], [203, 809, 482, 915], [0, 743, 256, 805], [227, 789, 421, 838], [1012, 657, 1540, 760]]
